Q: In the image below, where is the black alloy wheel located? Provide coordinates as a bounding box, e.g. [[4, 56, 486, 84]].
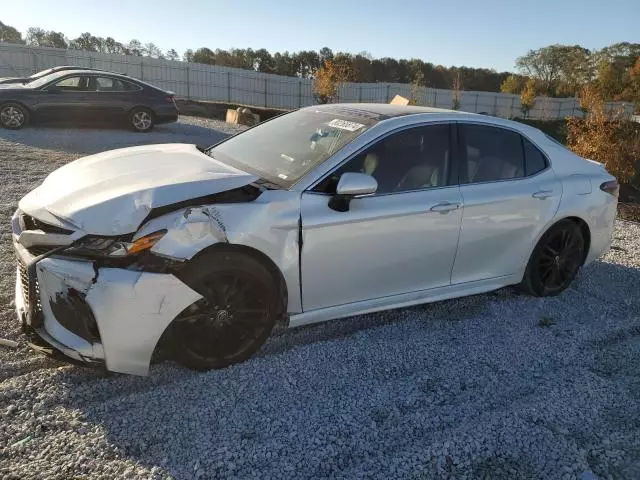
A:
[[520, 220, 585, 297], [169, 251, 278, 370]]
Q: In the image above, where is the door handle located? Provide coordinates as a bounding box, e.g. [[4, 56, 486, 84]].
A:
[[532, 190, 554, 199], [429, 202, 460, 213]]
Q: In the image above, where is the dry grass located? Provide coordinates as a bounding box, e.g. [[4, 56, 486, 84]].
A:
[[567, 86, 639, 184]]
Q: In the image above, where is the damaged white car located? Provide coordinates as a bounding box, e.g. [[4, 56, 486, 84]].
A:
[[13, 104, 618, 375]]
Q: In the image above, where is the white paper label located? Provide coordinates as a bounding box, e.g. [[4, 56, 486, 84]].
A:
[[327, 119, 365, 132]]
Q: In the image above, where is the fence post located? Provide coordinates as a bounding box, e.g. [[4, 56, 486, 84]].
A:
[[264, 78, 268, 108], [358, 85, 363, 103], [386, 84, 390, 102], [227, 71, 231, 103], [557, 100, 562, 119], [510, 96, 516, 118], [298, 80, 302, 108], [474, 93, 479, 112], [434, 90, 438, 107], [185, 63, 190, 100], [140, 58, 144, 80], [493, 94, 498, 116]]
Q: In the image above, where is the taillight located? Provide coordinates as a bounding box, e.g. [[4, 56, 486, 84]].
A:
[[600, 180, 620, 197], [164, 95, 174, 103]]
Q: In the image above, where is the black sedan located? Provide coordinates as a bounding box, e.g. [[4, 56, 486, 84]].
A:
[[0, 70, 178, 132], [0, 66, 106, 85]]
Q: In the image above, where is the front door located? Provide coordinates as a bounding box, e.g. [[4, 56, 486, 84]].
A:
[[36, 75, 91, 122], [300, 124, 463, 312], [451, 122, 562, 284]]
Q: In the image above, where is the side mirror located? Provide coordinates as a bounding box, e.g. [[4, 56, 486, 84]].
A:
[[46, 85, 61, 94], [329, 173, 378, 212]]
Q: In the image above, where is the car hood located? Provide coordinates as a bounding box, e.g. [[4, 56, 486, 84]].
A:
[[19, 143, 259, 235]]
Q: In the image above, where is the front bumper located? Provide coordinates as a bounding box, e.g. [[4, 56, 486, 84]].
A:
[[14, 243, 202, 375]]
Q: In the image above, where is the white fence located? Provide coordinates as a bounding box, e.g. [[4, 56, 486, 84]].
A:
[[0, 42, 635, 119]]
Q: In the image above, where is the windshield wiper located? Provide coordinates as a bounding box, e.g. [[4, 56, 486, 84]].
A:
[[252, 178, 280, 190]]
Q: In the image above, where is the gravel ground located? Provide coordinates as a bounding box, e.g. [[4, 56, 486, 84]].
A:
[[0, 118, 639, 480]]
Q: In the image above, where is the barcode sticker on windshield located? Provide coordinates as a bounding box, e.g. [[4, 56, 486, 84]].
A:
[[327, 119, 365, 132]]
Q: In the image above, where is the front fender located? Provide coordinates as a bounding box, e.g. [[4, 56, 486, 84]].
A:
[[134, 190, 303, 313]]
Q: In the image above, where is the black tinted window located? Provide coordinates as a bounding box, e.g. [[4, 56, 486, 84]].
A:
[[461, 124, 524, 183], [523, 138, 547, 175], [315, 125, 451, 194]]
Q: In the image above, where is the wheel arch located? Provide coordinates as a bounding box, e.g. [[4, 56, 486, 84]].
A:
[[128, 104, 156, 117], [178, 243, 288, 321], [152, 242, 289, 363]]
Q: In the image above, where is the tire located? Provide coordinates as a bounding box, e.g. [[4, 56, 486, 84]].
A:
[[169, 250, 279, 371], [129, 107, 154, 132], [0, 103, 29, 130], [520, 219, 585, 297]]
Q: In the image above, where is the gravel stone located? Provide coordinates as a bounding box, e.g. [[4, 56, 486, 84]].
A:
[[1, 118, 639, 479]]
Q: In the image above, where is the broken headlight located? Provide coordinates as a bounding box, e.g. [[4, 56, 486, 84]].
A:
[[65, 230, 167, 258]]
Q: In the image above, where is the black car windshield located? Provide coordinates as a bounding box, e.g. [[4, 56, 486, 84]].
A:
[[208, 108, 377, 188]]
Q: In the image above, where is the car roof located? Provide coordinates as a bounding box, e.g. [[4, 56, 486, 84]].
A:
[[305, 102, 545, 137], [304, 103, 476, 120], [53, 69, 129, 78]]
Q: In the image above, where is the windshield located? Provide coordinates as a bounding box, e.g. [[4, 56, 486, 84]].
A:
[[209, 108, 376, 188], [29, 68, 56, 79]]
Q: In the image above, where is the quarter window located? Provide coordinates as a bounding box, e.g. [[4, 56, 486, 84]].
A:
[[523, 138, 547, 175], [315, 125, 451, 194], [460, 124, 524, 183]]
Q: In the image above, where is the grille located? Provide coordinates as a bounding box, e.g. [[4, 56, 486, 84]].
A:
[[18, 261, 42, 314]]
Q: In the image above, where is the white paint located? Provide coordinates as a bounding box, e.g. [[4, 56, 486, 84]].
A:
[[19, 143, 258, 235]]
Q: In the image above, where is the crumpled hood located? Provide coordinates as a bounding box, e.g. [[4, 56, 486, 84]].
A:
[[19, 143, 258, 235]]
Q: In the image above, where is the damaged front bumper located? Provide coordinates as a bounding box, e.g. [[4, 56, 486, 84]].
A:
[[14, 242, 202, 375]]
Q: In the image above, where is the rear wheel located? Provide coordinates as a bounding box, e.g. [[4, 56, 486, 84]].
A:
[[0, 103, 28, 129], [520, 219, 585, 297], [129, 107, 154, 132], [169, 250, 278, 370]]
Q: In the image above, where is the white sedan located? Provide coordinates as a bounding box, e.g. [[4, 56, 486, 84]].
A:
[[12, 104, 619, 375]]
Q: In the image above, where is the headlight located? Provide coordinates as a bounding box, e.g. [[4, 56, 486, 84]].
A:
[[65, 230, 167, 258]]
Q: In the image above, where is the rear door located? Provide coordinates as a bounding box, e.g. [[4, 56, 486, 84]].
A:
[[89, 76, 136, 121], [300, 123, 463, 312], [451, 122, 561, 284]]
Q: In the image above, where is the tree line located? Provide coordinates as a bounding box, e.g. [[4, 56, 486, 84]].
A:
[[0, 20, 638, 106]]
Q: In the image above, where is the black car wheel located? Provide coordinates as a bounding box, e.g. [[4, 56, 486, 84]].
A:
[[0, 103, 28, 130], [520, 219, 585, 297], [129, 107, 154, 132], [168, 250, 279, 370]]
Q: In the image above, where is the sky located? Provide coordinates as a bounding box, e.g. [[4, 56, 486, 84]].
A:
[[2, 0, 639, 72]]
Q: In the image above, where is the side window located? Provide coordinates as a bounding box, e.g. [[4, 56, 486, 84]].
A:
[[121, 80, 141, 91], [54, 76, 88, 91], [314, 125, 451, 194], [461, 124, 524, 184], [523, 138, 547, 175], [95, 77, 126, 91]]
